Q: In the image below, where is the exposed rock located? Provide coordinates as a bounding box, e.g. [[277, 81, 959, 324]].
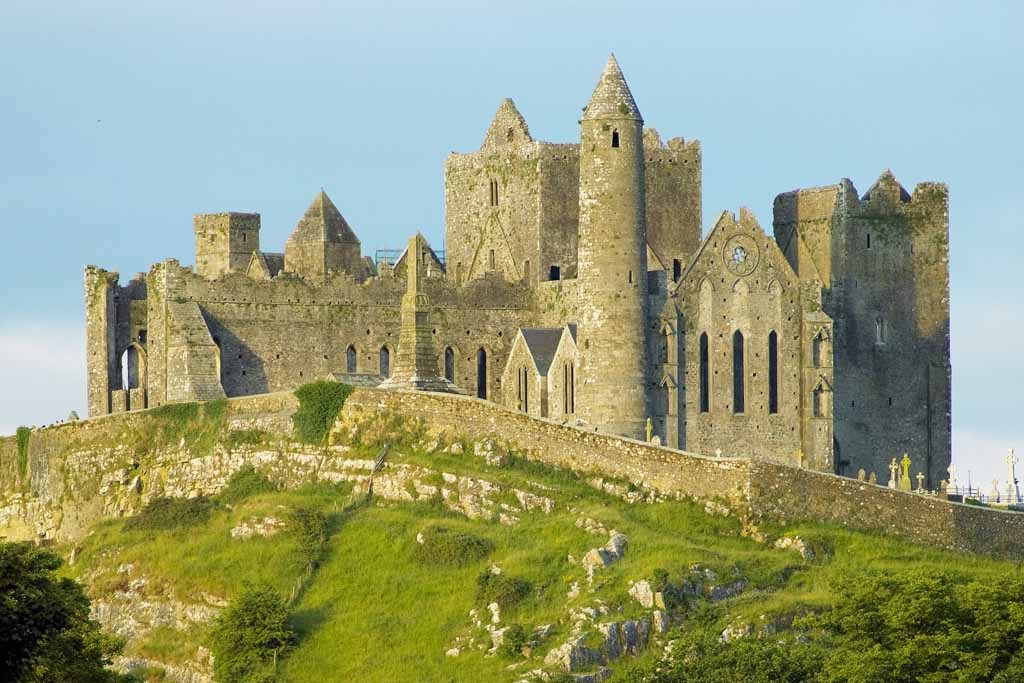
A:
[[628, 579, 655, 608], [488, 601, 501, 624], [544, 634, 601, 672], [720, 622, 753, 641], [445, 647, 461, 657], [652, 610, 670, 634], [774, 535, 815, 559], [582, 532, 628, 580], [229, 516, 286, 539], [575, 517, 608, 536]]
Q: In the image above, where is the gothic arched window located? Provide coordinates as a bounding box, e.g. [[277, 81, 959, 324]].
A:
[[768, 331, 779, 414], [732, 331, 745, 414]]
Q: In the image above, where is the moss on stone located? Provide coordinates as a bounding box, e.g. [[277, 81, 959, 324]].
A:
[[16, 427, 30, 480], [292, 381, 354, 445]]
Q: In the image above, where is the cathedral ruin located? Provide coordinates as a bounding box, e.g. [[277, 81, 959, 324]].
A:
[[84, 55, 951, 486]]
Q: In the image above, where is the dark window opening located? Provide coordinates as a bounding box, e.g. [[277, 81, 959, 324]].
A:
[[489, 249, 496, 270], [699, 333, 710, 413], [733, 331, 745, 414], [612, 130, 620, 148], [673, 259, 682, 282], [570, 364, 575, 413], [867, 233, 872, 249], [379, 346, 390, 378], [476, 348, 487, 399], [888, 396, 893, 406], [444, 347, 455, 382], [628, 270, 633, 284], [138, 329, 147, 345], [507, 127, 514, 142], [768, 331, 779, 414], [346, 345, 357, 373], [549, 265, 560, 281]]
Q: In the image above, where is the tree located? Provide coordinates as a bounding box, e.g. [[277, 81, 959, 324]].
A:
[[0, 542, 125, 682], [210, 583, 296, 682]]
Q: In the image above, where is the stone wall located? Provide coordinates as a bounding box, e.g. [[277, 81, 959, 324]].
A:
[[773, 174, 951, 485], [2, 388, 1023, 560]]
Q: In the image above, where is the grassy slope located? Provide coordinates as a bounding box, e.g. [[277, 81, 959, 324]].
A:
[[55, 399, 1018, 682]]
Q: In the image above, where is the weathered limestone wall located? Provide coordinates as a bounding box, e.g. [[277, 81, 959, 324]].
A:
[[145, 260, 574, 407], [773, 175, 951, 485], [677, 209, 827, 468], [193, 213, 261, 279], [749, 461, 1024, 558], [643, 130, 702, 275], [342, 390, 753, 504]]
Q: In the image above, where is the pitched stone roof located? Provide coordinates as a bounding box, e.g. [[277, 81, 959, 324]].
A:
[[863, 169, 912, 203], [520, 327, 565, 376], [289, 190, 359, 244], [483, 98, 532, 148], [582, 53, 642, 122]]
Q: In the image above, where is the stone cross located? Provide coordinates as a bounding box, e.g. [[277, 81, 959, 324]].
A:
[[645, 417, 653, 443], [899, 454, 913, 492], [1006, 449, 1020, 505], [915, 472, 925, 492], [868, 471, 877, 485], [888, 458, 898, 489], [946, 464, 957, 496], [857, 468, 866, 482]]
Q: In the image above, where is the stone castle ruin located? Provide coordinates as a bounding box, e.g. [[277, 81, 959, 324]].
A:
[[85, 55, 951, 486]]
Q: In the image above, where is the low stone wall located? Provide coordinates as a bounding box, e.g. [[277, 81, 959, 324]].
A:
[[3, 386, 1024, 560], [749, 461, 1024, 558], [341, 389, 752, 506], [344, 388, 1024, 559]]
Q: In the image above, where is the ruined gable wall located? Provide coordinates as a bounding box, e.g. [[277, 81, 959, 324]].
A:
[[827, 182, 951, 486], [643, 132, 702, 274], [444, 143, 544, 284], [677, 211, 807, 466]]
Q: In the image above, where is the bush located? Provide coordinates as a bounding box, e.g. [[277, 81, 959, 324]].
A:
[[210, 583, 295, 683], [123, 496, 217, 532], [292, 382, 353, 444], [413, 526, 494, 567], [0, 542, 127, 682], [219, 466, 276, 504], [500, 623, 529, 657], [288, 507, 328, 567], [16, 427, 30, 479], [476, 571, 531, 610]]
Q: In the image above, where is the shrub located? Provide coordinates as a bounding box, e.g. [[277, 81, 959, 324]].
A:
[[219, 466, 276, 504], [292, 382, 353, 444], [500, 623, 529, 658], [0, 542, 128, 682], [413, 526, 494, 567], [476, 571, 531, 610], [16, 427, 30, 479], [210, 583, 295, 683], [288, 507, 328, 567], [123, 496, 217, 532]]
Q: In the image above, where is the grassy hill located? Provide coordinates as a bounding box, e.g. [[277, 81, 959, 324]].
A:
[[47, 386, 1023, 682]]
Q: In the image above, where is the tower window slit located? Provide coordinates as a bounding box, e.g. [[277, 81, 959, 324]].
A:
[[612, 130, 620, 148]]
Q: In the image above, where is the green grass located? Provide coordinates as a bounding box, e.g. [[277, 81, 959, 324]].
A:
[[55, 410, 1024, 682]]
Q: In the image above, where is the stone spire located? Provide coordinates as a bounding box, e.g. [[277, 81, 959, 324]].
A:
[[378, 234, 460, 393], [582, 53, 642, 122]]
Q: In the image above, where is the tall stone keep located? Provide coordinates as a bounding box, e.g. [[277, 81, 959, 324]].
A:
[[379, 234, 460, 393], [576, 54, 649, 439]]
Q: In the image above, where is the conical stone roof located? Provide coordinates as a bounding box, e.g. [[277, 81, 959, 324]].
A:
[[582, 53, 642, 122], [289, 190, 359, 244]]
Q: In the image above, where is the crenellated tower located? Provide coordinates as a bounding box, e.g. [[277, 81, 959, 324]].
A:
[[575, 54, 650, 439]]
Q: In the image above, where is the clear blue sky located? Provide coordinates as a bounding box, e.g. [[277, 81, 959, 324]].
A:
[[1, 1, 1020, 488]]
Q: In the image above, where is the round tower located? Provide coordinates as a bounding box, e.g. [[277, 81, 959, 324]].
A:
[[576, 54, 649, 439]]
